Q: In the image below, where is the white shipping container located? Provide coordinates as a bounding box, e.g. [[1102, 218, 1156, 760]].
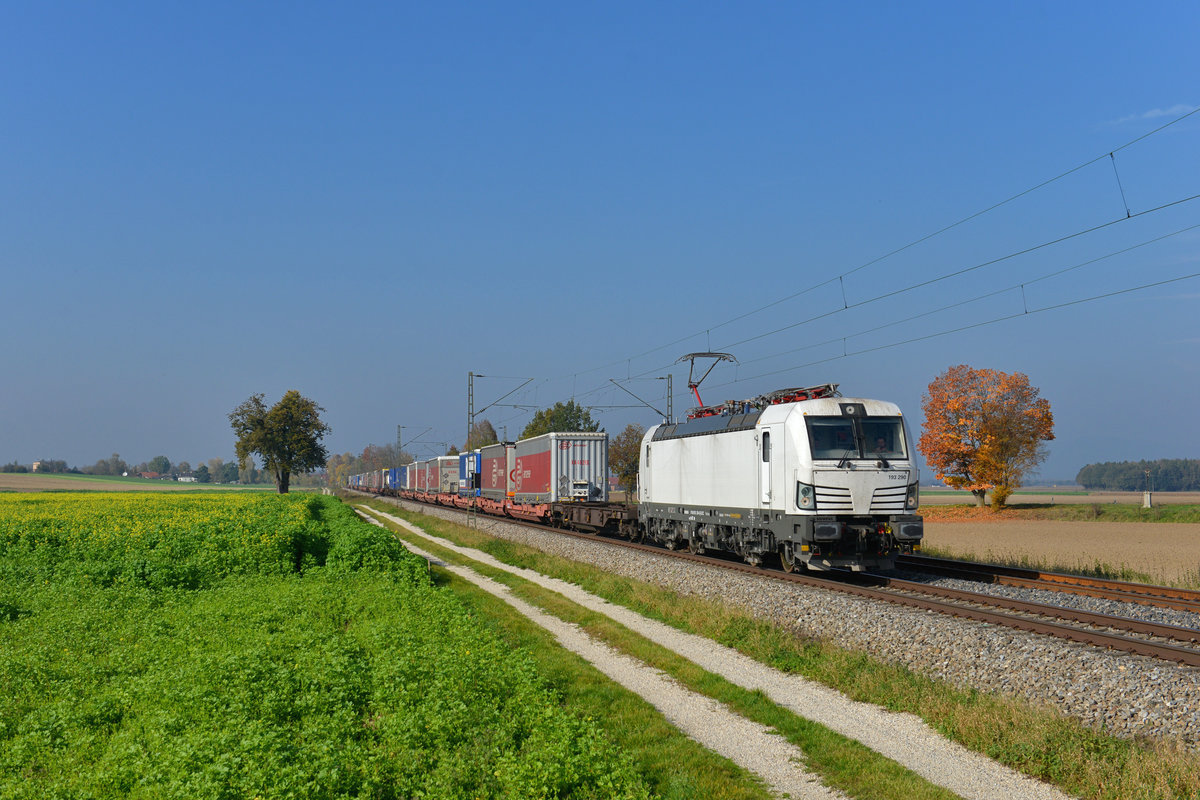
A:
[[436, 455, 459, 494]]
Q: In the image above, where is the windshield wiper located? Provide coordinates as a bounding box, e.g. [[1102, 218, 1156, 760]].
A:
[[836, 448, 856, 469]]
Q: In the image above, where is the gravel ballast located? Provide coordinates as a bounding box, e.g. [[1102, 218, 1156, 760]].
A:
[[380, 498, 1200, 749]]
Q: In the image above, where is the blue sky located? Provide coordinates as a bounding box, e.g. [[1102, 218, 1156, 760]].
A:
[[2, 1, 1197, 482]]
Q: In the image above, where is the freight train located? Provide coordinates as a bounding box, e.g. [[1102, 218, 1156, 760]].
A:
[[348, 383, 923, 572]]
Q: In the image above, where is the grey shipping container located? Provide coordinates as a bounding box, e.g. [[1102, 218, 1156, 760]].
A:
[[512, 432, 608, 504]]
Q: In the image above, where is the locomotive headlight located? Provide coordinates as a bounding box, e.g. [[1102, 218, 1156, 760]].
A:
[[905, 481, 919, 510], [796, 482, 815, 510]]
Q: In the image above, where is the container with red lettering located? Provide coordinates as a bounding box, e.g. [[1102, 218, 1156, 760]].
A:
[[511, 432, 608, 504], [479, 442, 514, 500]]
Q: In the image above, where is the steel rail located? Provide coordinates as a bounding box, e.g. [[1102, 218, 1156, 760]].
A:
[[897, 554, 1200, 615]]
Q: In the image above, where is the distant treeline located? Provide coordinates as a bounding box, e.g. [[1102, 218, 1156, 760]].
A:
[[1076, 459, 1200, 491], [2, 460, 75, 474]]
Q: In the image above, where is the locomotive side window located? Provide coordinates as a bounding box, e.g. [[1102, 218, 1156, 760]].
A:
[[762, 431, 770, 462]]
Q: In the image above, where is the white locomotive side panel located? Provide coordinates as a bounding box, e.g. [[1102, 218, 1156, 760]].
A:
[[645, 427, 761, 509]]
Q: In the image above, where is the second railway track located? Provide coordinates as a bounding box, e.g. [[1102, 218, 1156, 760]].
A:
[[897, 553, 1200, 614]]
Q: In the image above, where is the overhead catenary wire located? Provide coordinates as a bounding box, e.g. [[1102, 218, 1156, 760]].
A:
[[571, 105, 1200, 377], [695, 269, 1200, 393], [717, 193, 1200, 352], [569, 192, 1200, 403], [433, 106, 1200, 435], [580, 218, 1200, 415]]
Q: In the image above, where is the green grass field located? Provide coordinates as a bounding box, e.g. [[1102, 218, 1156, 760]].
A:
[[0, 493, 651, 799]]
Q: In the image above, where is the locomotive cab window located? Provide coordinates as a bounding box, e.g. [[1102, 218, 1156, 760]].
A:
[[861, 419, 907, 459], [761, 431, 770, 462], [807, 417, 856, 460], [807, 416, 907, 460]]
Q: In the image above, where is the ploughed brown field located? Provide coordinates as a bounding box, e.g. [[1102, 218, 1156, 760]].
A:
[[922, 490, 1200, 506], [923, 514, 1200, 586]]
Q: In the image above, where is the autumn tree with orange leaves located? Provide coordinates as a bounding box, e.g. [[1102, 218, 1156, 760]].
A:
[[918, 365, 1054, 509]]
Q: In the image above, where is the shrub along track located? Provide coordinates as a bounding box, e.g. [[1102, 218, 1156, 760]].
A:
[[357, 502, 1079, 800]]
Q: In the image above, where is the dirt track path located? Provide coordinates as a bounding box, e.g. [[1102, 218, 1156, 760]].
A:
[[362, 506, 1077, 800]]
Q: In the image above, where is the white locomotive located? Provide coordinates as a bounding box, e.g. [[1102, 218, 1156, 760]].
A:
[[638, 384, 922, 571]]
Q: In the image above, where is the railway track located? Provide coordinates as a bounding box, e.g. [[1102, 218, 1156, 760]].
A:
[[896, 553, 1200, 614], [370, 494, 1200, 668]]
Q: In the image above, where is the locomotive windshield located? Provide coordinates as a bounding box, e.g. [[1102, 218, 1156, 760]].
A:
[[807, 416, 908, 461]]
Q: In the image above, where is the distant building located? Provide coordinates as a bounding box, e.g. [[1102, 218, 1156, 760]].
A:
[[32, 461, 41, 472]]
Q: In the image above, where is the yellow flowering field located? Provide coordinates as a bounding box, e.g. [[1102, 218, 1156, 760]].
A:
[[0, 492, 321, 588]]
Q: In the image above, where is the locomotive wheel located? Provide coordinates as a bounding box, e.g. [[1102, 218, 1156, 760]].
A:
[[780, 545, 798, 574], [687, 537, 704, 555]]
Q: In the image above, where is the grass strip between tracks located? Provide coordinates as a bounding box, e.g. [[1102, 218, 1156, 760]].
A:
[[360, 498, 1200, 800]]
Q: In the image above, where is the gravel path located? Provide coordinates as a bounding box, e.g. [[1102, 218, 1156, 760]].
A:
[[365, 505, 1078, 800], [378, 498, 1200, 748]]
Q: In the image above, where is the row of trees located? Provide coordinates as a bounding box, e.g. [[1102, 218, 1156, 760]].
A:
[[1076, 459, 1200, 492], [0, 454, 249, 483], [3, 460, 70, 474]]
